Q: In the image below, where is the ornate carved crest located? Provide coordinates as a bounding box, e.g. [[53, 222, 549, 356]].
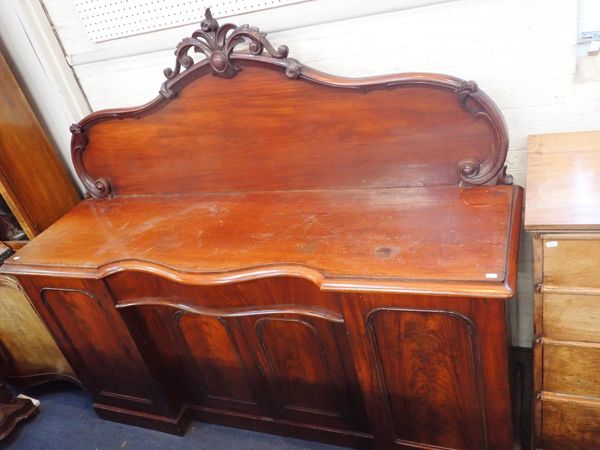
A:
[[160, 8, 301, 97]]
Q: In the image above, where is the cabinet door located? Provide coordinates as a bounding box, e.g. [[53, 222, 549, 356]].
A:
[[174, 310, 271, 415], [341, 295, 512, 450], [21, 277, 170, 416], [237, 310, 365, 431]]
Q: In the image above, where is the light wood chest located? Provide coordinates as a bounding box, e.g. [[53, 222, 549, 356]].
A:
[[526, 131, 600, 449]]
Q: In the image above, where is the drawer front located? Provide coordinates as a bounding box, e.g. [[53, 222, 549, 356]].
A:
[[543, 238, 600, 288], [544, 293, 600, 342], [542, 399, 600, 450], [543, 344, 600, 397]]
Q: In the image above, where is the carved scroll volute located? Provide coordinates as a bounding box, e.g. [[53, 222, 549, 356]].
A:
[[70, 124, 112, 198], [160, 8, 301, 98], [455, 81, 512, 186]]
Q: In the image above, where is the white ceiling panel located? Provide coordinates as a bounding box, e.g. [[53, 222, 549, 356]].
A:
[[74, 0, 307, 42]]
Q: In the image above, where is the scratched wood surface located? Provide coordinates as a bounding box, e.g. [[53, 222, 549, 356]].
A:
[[6, 185, 520, 296]]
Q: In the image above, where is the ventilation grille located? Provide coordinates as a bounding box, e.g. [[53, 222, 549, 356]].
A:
[[74, 0, 307, 42]]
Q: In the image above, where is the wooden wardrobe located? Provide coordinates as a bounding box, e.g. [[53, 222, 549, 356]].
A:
[[0, 48, 78, 385]]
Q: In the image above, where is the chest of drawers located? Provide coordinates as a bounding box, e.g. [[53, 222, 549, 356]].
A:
[[526, 131, 600, 449]]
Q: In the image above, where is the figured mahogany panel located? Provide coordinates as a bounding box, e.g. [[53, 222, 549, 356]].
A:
[[250, 315, 362, 430], [257, 319, 337, 413], [108, 273, 342, 312], [39, 287, 163, 412], [81, 67, 496, 196], [366, 308, 486, 449], [176, 313, 265, 413]]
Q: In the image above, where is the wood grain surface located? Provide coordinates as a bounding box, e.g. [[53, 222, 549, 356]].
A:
[[0, 275, 74, 382], [0, 50, 79, 238], [543, 238, 600, 289], [3, 185, 521, 298], [543, 343, 600, 397], [78, 62, 507, 197], [366, 308, 486, 448], [525, 131, 600, 231], [542, 398, 600, 450], [543, 293, 600, 342]]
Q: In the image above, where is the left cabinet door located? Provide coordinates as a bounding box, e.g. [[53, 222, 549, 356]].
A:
[[19, 277, 173, 418]]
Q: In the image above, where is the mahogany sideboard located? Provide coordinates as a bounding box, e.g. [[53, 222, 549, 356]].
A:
[[0, 10, 522, 450]]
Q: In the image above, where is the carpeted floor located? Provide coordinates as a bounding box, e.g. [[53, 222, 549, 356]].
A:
[[2, 382, 350, 450]]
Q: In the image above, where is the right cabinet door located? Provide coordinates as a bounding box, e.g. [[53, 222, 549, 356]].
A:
[[341, 294, 513, 450]]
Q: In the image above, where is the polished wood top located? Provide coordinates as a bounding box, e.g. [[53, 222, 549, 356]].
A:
[[525, 130, 600, 231], [2, 185, 522, 297]]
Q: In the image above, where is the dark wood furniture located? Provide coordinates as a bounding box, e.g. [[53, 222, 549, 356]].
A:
[[0, 10, 522, 450], [0, 48, 78, 386]]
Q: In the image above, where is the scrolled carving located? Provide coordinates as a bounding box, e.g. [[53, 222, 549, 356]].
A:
[[454, 80, 512, 186], [498, 166, 514, 185], [284, 58, 302, 79], [70, 124, 112, 198], [457, 80, 479, 113], [458, 157, 481, 179], [163, 8, 290, 83]]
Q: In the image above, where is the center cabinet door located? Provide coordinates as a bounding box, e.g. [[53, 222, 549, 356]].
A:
[[111, 274, 367, 432], [234, 311, 363, 430]]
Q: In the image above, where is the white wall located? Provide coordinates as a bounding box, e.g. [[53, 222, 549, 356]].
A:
[[2, 0, 600, 346]]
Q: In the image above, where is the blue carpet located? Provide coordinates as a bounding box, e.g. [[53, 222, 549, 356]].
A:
[[2, 383, 350, 450]]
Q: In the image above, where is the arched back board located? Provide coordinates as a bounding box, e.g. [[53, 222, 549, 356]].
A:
[[71, 9, 512, 198]]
